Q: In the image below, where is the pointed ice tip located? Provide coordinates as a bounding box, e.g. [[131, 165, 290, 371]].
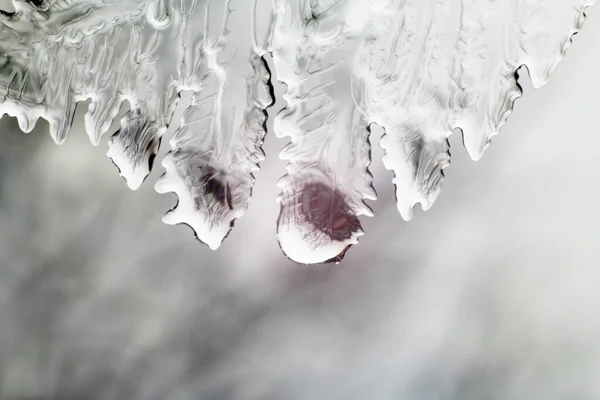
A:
[[161, 210, 226, 251], [17, 115, 34, 134], [50, 134, 67, 145], [469, 149, 484, 162], [154, 175, 169, 194], [49, 128, 66, 145], [399, 204, 414, 221], [84, 115, 104, 146], [89, 135, 102, 147], [106, 146, 148, 191], [463, 135, 491, 162], [205, 237, 223, 251], [125, 176, 143, 191]]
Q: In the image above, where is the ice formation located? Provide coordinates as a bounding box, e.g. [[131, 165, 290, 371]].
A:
[[0, 0, 595, 264]]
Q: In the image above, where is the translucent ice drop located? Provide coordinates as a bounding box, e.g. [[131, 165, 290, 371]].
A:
[[270, 0, 376, 264]]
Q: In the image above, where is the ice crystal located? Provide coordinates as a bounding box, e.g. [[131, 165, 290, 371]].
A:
[[0, 0, 595, 264]]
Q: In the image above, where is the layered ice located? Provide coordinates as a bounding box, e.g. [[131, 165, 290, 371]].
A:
[[0, 0, 595, 264], [0, 0, 274, 252]]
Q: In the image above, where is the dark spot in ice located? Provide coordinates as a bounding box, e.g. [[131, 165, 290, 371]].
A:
[[200, 173, 232, 211], [412, 135, 424, 158], [277, 181, 362, 265], [146, 136, 161, 173], [147, 150, 157, 173], [405, 129, 425, 178], [185, 165, 233, 213], [112, 108, 161, 172], [292, 181, 361, 242]]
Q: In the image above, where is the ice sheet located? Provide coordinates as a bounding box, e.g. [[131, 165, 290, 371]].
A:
[[0, 0, 595, 263]]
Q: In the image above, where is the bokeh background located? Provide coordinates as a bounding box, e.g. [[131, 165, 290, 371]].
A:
[[0, 2, 599, 399]]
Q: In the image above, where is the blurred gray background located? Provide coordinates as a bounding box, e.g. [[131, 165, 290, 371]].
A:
[[1, 2, 600, 399]]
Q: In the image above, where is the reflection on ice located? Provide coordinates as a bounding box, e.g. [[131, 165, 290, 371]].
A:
[[0, 0, 595, 263]]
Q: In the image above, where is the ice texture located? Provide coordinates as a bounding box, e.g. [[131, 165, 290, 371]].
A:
[[0, 0, 595, 264], [0, 0, 274, 252]]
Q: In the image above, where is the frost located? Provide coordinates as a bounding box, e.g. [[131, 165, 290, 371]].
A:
[[0, 0, 595, 264]]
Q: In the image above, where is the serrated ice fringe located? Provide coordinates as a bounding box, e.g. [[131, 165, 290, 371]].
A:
[[154, 5, 273, 249], [0, 0, 597, 263]]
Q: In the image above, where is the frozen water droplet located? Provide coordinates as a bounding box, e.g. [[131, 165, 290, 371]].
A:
[[278, 181, 363, 264], [270, 0, 377, 262]]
